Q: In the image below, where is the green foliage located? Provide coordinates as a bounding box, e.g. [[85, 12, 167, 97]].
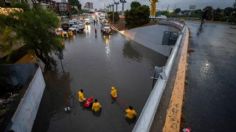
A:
[[159, 11, 171, 17], [16, 7, 63, 67], [71, 7, 78, 15], [174, 8, 181, 14], [0, 3, 63, 67], [125, 2, 150, 28], [203, 6, 213, 20], [224, 7, 234, 16], [0, 27, 17, 60], [11, 2, 30, 11], [130, 1, 141, 10], [68, 0, 81, 10], [107, 12, 119, 23], [228, 11, 236, 23], [213, 8, 223, 21]]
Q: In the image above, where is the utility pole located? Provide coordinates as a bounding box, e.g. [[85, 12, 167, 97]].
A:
[[112, 4, 114, 23], [114, 1, 119, 12], [120, 0, 126, 15]]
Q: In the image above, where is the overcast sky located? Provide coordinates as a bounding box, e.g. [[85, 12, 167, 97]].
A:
[[80, 0, 235, 10]]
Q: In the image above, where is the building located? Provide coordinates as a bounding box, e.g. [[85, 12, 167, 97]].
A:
[[84, 2, 93, 10], [49, 0, 71, 16]]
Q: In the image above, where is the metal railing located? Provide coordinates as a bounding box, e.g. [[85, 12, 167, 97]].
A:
[[132, 21, 188, 132]]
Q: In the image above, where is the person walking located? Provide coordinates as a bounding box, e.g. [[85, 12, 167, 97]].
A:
[[95, 28, 97, 37]]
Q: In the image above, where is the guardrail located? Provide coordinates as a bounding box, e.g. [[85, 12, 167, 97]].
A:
[[132, 21, 188, 132]]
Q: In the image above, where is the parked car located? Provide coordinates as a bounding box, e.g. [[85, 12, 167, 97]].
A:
[[69, 20, 85, 32], [69, 19, 79, 27], [84, 18, 91, 25], [101, 23, 112, 35], [99, 14, 105, 20]]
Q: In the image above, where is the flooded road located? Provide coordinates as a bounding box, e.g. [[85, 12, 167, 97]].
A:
[[183, 21, 236, 131], [32, 24, 172, 132]]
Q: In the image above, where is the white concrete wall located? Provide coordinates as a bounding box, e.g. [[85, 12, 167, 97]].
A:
[[10, 67, 45, 132]]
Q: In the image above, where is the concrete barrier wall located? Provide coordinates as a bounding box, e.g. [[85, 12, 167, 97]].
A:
[[9, 67, 45, 132], [132, 21, 188, 132]]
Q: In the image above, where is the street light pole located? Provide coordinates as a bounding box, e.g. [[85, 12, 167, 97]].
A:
[[112, 4, 114, 23], [114, 1, 119, 12], [120, 0, 126, 15]]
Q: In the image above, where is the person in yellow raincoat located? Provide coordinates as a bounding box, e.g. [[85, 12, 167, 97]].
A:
[[92, 99, 102, 112], [110, 86, 118, 100], [77, 89, 86, 102], [125, 106, 137, 120]]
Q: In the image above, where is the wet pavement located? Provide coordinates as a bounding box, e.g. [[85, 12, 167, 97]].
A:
[[183, 21, 236, 131], [32, 24, 175, 132]]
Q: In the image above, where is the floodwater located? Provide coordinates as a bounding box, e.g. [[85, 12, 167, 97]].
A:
[[183, 21, 236, 132], [32, 24, 173, 132]]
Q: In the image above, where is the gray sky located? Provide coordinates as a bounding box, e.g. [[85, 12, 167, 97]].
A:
[[80, 0, 235, 10]]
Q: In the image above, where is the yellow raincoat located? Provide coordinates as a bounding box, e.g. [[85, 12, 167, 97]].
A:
[[125, 108, 137, 119], [92, 102, 102, 112], [77, 91, 86, 102], [111, 86, 118, 99]]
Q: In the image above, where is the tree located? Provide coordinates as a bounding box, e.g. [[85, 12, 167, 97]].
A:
[[203, 6, 213, 20], [130, 1, 141, 10], [213, 8, 223, 21], [0, 27, 18, 61], [174, 8, 181, 14], [224, 7, 234, 16], [125, 2, 150, 28], [0, 3, 63, 68], [16, 6, 63, 67], [68, 0, 81, 10]]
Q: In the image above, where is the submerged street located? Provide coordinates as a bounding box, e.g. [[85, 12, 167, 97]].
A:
[[32, 24, 175, 132]]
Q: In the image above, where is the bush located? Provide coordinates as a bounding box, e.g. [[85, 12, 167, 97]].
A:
[[125, 2, 149, 28]]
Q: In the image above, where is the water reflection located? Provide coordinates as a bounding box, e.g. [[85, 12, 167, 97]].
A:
[[85, 25, 91, 36], [32, 71, 72, 132], [123, 41, 143, 62], [102, 35, 111, 57]]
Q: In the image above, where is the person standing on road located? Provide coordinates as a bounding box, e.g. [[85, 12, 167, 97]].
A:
[[94, 19, 96, 26], [125, 106, 137, 120], [95, 28, 97, 37], [111, 86, 118, 100], [77, 89, 86, 102], [92, 99, 102, 112]]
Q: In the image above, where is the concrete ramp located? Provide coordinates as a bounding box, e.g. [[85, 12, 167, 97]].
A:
[[121, 25, 178, 56]]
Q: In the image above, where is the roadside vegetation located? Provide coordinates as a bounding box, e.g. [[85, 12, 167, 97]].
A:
[[0, 2, 63, 68], [159, 6, 236, 24], [125, 1, 150, 28]]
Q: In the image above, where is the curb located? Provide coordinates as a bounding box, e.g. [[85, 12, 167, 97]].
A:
[[162, 28, 189, 132]]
